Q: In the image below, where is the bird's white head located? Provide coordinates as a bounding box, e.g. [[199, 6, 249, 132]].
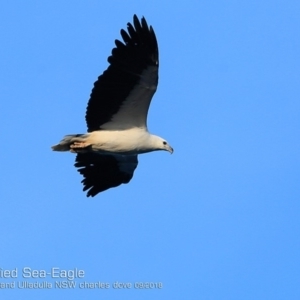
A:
[[151, 135, 173, 154]]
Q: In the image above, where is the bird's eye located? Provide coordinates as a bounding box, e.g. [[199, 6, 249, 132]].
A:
[[163, 141, 167, 145]]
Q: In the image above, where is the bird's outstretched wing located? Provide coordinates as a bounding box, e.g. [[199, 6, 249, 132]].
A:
[[75, 153, 138, 196], [85, 15, 159, 132]]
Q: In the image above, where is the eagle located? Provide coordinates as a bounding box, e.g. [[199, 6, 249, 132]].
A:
[[52, 15, 173, 197]]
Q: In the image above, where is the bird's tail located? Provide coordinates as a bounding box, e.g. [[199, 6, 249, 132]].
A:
[[51, 134, 89, 152]]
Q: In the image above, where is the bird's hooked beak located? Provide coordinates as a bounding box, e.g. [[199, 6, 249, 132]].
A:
[[168, 145, 174, 154]]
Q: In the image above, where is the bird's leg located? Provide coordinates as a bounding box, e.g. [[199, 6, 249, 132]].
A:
[[70, 141, 92, 152]]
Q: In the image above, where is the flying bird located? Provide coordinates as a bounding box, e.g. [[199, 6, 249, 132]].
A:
[[52, 15, 173, 197]]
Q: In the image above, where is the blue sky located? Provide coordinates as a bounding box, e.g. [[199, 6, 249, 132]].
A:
[[1, 1, 299, 299]]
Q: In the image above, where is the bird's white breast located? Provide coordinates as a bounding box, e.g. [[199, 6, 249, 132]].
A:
[[87, 129, 153, 155]]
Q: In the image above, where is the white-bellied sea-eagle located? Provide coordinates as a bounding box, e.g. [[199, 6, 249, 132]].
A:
[[52, 15, 173, 197]]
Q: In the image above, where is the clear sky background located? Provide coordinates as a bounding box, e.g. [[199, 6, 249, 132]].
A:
[[1, 1, 299, 299]]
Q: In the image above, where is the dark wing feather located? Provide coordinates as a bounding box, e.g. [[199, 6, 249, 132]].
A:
[[75, 153, 138, 197], [85, 15, 159, 132]]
